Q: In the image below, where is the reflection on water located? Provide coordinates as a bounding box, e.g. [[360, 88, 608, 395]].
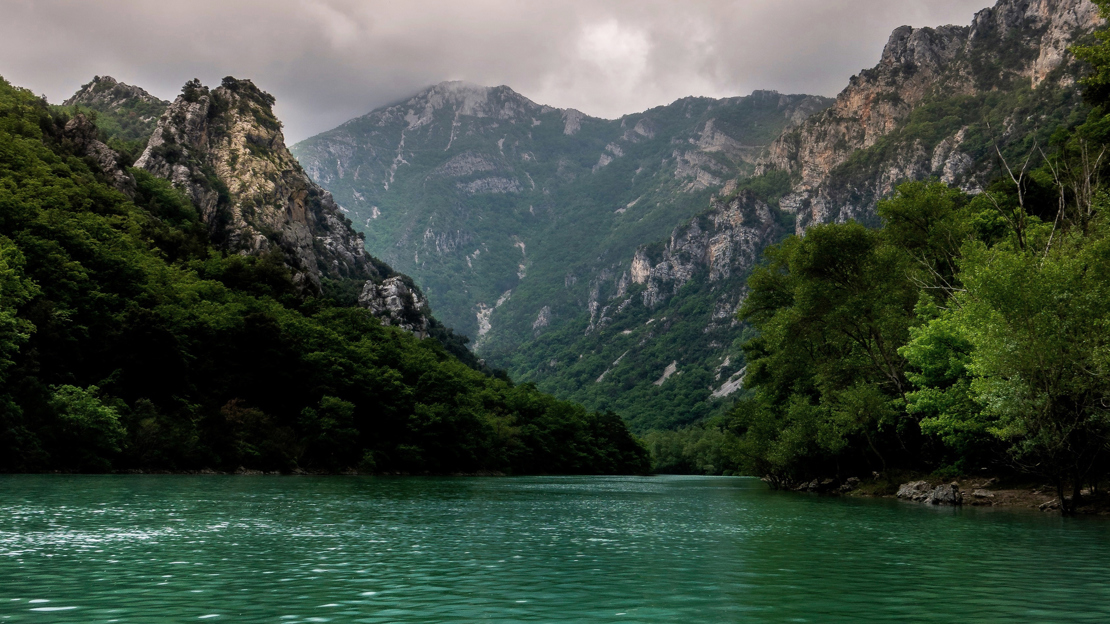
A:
[[1, 475, 1109, 623]]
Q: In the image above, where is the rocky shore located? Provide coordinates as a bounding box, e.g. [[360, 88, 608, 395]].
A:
[[785, 475, 1110, 515]]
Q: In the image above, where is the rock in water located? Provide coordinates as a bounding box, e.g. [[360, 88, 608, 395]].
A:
[[928, 483, 963, 506], [896, 481, 932, 501]]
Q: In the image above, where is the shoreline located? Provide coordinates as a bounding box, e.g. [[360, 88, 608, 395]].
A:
[[830, 475, 1110, 516]]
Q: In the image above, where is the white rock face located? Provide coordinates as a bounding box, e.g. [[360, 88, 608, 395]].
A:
[[711, 367, 747, 399], [758, 0, 1104, 234], [532, 306, 551, 333], [136, 78, 373, 291], [630, 191, 781, 309], [562, 109, 584, 135], [358, 277, 430, 335], [653, 361, 679, 386]]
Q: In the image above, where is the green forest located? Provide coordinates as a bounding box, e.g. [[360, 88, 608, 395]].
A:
[[652, 4, 1110, 514], [0, 76, 648, 475]]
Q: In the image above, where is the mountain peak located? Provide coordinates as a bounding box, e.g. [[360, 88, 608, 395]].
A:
[[63, 75, 168, 110], [135, 77, 377, 291]]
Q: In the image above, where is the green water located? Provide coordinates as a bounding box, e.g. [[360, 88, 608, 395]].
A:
[[1, 476, 1109, 623]]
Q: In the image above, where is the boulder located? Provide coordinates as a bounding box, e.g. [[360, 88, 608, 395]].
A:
[[839, 477, 861, 493], [928, 483, 963, 505], [897, 480, 932, 501]]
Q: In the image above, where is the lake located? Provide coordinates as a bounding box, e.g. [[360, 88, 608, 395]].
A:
[[1, 475, 1109, 622]]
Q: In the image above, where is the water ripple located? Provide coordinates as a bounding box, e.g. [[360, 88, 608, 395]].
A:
[[0, 475, 1108, 622]]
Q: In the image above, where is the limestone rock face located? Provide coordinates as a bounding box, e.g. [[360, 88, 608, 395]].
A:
[[629, 190, 781, 310], [135, 78, 374, 291], [759, 0, 1104, 234], [928, 483, 964, 505], [358, 277, 431, 335], [897, 480, 933, 501], [62, 113, 136, 196]]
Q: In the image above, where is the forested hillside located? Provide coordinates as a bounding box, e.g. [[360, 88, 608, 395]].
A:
[[0, 75, 648, 475], [660, 0, 1110, 514]]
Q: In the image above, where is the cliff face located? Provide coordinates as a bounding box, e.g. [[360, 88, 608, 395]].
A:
[[629, 191, 780, 311], [119, 77, 431, 332], [61, 113, 136, 196], [498, 191, 780, 430], [760, 0, 1104, 233], [135, 78, 373, 290]]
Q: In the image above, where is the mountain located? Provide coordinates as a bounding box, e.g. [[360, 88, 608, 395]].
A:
[[61, 75, 170, 150], [761, 0, 1103, 233], [533, 0, 1105, 432], [291, 84, 830, 346], [134, 77, 376, 292], [0, 73, 649, 474]]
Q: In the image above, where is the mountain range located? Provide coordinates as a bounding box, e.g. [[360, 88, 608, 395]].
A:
[[50, 0, 1107, 437], [291, 0, 1104, 431]]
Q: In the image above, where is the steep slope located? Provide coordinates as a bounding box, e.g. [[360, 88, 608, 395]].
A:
[[135, 78, 376, 293], [292, 84, 830, 346], [0, 74, 649, 474], [504, 187, 785, 431], [760, 0, 1103, 233], [61, 75, 169, 152]]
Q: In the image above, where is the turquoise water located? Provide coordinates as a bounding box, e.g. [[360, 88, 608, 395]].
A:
[[1, 475, 1109, 623]]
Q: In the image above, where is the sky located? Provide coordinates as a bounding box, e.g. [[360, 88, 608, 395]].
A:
[[1, 0, 993, 144]]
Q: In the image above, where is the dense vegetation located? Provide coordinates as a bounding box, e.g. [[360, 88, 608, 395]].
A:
[[0, 75, 648, 475], [657, 5, 1110, 513]]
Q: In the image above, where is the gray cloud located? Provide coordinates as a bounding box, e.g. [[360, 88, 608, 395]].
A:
[[1, 0, 991, 143]]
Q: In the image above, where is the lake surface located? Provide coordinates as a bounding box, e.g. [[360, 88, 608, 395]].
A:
[[1, 475, 1109, 623]]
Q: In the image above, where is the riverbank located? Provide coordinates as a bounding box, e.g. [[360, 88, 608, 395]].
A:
[[851, 475, 1110, 516]]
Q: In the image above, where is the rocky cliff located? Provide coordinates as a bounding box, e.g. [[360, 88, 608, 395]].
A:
[[62, 75, 170, 145], [629, 191, 781, 311], [135, 77, 375, 291], [116, 77, 431, 331], [760, 0, 1104, 233], [63, 75, 168, 111], [500, 190, 782, 430]]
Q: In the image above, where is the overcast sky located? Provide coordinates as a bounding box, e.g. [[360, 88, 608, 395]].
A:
[[2, 0, 992, 143]]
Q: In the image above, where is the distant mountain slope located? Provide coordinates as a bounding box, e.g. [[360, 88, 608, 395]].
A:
[[292, 84, 830, 346]]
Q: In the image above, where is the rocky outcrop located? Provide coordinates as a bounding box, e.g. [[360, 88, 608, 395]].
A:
[[760, 0, 1104, 234], [897, 480, 964, 505], [62, 113, 136, 196], [135, 77, 374, 291], [63, 76, 171, 145], [358, 277, 431, 336], [64, 75, 169, 111], [629, 190, 781, 310]]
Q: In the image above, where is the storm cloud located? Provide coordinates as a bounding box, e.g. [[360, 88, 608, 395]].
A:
[[2, 0, 991, 143]]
